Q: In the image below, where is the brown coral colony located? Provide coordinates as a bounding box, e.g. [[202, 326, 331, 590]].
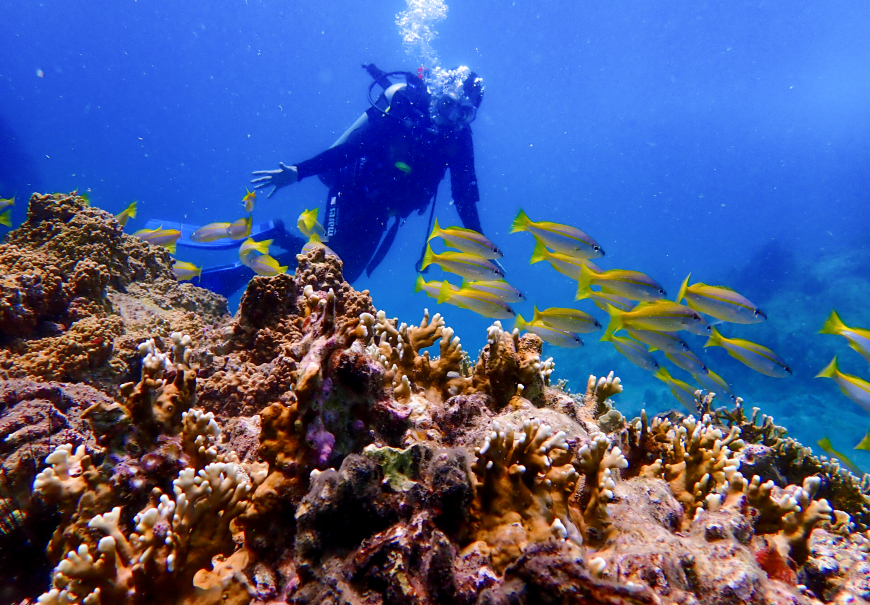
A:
[[2, 192, 870, 604]]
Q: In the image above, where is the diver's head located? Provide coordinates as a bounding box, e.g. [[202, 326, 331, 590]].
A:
[[428, 66, 484, 130]]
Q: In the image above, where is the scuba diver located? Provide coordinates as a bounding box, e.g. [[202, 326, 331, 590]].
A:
[[250, 64, 488, 284]]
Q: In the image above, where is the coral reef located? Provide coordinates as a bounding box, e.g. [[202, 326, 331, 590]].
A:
[[0, 191, 229, 390], [3, 192, 870, 605]]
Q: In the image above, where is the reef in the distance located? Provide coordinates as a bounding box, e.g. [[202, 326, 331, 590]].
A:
[[2, 192, 870, 605]]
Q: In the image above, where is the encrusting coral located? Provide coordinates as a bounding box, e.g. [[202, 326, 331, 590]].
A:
[[3, 192, 870, 605]]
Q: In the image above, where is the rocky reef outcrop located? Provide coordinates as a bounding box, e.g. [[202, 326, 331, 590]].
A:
[[2, 192, 870, 605]]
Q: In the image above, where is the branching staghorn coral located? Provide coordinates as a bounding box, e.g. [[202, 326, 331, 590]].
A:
[[362, 308, 465, 401], [574, 432, 629, 543], [691, 390, 870, 530], [744, 474, 835, 565], [469, 321, 553, 408], [83, 333, 197, 446], [643, 414, 745, 518], [37, 460, 252, 605], [32, 444, 110, 561], [583, 371, 624, 417], [468, 418, 580, 572]]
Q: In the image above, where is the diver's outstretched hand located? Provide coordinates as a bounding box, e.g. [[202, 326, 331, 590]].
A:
[[251, 162, 299, 198]]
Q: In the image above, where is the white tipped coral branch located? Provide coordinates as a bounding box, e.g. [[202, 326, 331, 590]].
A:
[[584, 371, 623, 415], [37, 459, 252, 605], [576, 432, 628, 541]]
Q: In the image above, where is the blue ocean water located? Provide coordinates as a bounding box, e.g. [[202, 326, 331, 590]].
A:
[[1, 1, 869, 467]]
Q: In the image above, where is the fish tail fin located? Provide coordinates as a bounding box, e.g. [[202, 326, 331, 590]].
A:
[[600, 330, 613, 343], [602, 304, 623, 340], [165, 243, 176, 255], [308, 233, 322, 244], [704, 326, 723, 348], [421, 243, 436, 270], [301, 209, 316, 232], [437, 281, 453, 305], [256, 239, 273, 254], [529, 240, 548, 264], [819, 310, 846, 335], [0, 209, 10, 227], [277, 265, 288, 274], [576, 263, 594, 292], [653, 366, 671, 383], [514, 314, 528, 332], [428, 217, 442, 242], [510, 208, 531, 233], [676, 273, 691, 303], [414, 275, 425, 293], [128, 201, 137, 218], [574, 288, 590, 301], [532, 305, 542, 324], [815, 356, 839, 379]]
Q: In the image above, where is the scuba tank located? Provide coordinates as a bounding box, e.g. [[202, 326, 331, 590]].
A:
[[318, 64, 431, 189]]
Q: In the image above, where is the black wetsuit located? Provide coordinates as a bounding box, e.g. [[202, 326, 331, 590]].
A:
[[293, 101, 483, 283]]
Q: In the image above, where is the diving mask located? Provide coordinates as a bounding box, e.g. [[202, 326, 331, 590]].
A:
[[433, 92, 477, 127]]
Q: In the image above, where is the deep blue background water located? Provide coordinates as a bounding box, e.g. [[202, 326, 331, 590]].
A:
[[2, 0, 869, 468]]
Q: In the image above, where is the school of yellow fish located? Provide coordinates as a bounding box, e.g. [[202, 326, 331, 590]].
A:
[[416, 208, 870, 456]]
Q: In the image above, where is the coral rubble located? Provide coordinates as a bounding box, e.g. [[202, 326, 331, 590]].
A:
[[2, 192, 870, 605]]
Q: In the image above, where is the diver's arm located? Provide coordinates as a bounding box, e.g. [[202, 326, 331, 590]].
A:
[[450, 128, 484, 234], [294, 137, 370, 180], [252, 114, 381, 196]]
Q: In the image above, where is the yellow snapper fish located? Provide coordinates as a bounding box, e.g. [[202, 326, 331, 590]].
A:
[[530, 241, 602, 280], [190, 222, 231, 243], [817, 437, 866, 476], [692, 368, 735, 400], [428, 218, 502, 259], [576, 264, 666, 302], [576, 289, 634, 312], [511, 209, 604, 258], [601, 332, 659, 372], [172, 260, 202, 282], [815, 356, 870, 414], [603, 300, 707, 339], [705, 327, 791, 378], [421, 244, 505, 281], [625, 327, 690, 354], [0, 209, 10, 227], [115, 201, 137, 227], [665, 350, 708, 376], [437, 282, 515, 319], [242, 188, 256, 212], [675, 274, 766, 324], [239, 238, 272, 265], [301, 233, 338, 257], [462, 279, 524, 303], [247, 254, 288, 276], [820, 310, 870, 366], [515, 314, 583, 348], [415, 275, 461, 306], [654, 367, 698, 413], [298, 208, 327, 240], [133, 224, 182, 253], [532, 305, 601, 333], [227, 215, 253, 240], [0, 196, 14, 211]]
